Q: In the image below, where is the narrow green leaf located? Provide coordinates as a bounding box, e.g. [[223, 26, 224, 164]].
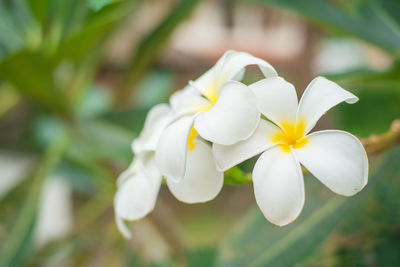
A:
[[0, 134, 69, 267], [116, 0, 202, 105], [88, 0, 120, 11], [0, 84, 20, 118], [54, 1, 134, 63], [250, 0, 400, 55], [0, 51, 68, 115], [217, 146, 400, 267]]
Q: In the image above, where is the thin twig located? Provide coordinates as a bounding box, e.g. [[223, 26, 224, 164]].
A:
[[361, 119, 400, 155]]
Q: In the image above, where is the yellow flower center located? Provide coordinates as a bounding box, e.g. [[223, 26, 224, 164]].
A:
[[203, 78, 225, 104], [196, 103, 214, 112], [187, 127, 198, 151], [272, 119, 308, 153]]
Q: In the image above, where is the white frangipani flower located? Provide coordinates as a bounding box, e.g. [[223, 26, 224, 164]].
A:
[[115, 102, 225, 237], [213, 76, 369, 226], [114, 104, 171, 238], [156, 50, 277, 186]]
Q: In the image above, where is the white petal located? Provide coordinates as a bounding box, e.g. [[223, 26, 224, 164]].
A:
[[297, 76, 358, 133], [220, 51, 277, 80], [116, 214, 132, 239], [190, 51, 277, 101], [213, 120, 281, 171], [114, 168, 161, 223], [155, 115, 195, 182], [294, 130, 368, 196], [253, 146, 304, 226], [169, 86, 210, 117], [250, 77, 298, 126], [133, 104, 171, 153], [169, 85, 201, 108], [117, 160, 139, 187], [194, 81, 260, 145], [190, 51, 236, 97], [166, 139, 223, 203]]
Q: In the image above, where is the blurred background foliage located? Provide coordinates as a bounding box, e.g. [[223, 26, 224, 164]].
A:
[[0, 0, 399, 266]]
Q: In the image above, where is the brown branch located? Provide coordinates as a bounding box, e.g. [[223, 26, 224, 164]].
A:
[[361, 119, 400, 155]]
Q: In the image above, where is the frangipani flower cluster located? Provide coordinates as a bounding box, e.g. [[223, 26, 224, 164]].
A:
[[114, 50, 368, 237]]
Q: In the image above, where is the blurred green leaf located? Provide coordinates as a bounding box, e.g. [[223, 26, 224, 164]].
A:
[[251, 0, 400, 55], [75, 85, 112, 119], [325, 64, 400, 137], [0, 133, 69, 267], [135, 70, 174, 108], [187, 247, 217, 267], [75, 119, 134, 164], [32, 115, 69, 148], [54, 1, 134, 62], [0, 84, 20, 118], [101, 107, 149, 133], [0, 0, 41, 57], [224, 167, 252, 185], [0, 51, 67, 115], [88, 0, 120, 11], [217, 146, 400, 267], [116, 0, 201, 105]]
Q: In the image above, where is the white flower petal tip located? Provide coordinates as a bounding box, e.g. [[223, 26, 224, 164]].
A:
[[155, 115, 195, 182], [194, 81, 260, 145], [190, 50, 277, 104], [295, 130, 368, 197], [114, 170, 161, 222], [249, 76, 298, 126], [133, 104, 172, 153], [116, 215, 132, 239], [298, 76, 359, 133], [219, 50, 278, 79], [166, 139, 223, 204], [252, 146, 305, 226], [212, 119, 281, 171]]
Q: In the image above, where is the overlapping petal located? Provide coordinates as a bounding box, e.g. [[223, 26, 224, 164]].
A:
[[213, 120, 281, 171], [297, 76, 358, 134], [155, 115, 195, 182], [194, 81, 260, 145], [114, 168, 162, 237], [190, 51, 235, 97], [253, 146, 305, 226], [169, 86, 211, 118], [133, 104, 171, 153], [190, 51, 277, 101], [166, 139, 223, 203], [294, 130, 368, 196], [250, 77, 298, 127], [220, 51, 277, 80]]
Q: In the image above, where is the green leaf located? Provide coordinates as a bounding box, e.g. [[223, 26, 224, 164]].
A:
[[88, 0, 120, 11], [116, 0, 202, 105], [53, 1, 134, 62], [0, 134, 69, 267], [324, 64, 400, 137], [250, 0, 400, 55], [217, 146, 400, 267], [0, 84, 20, 118], [0, 51, 68, 115], [186, 247, 217, 267], [224, 167, 252, 185]]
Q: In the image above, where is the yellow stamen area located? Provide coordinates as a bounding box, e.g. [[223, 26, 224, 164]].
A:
[[187, 127, 198, 151], [271, 119, 308, 153], [203, 89, 218, 104], [196, 103, 214, 112], [203, 78, 225, 104]]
